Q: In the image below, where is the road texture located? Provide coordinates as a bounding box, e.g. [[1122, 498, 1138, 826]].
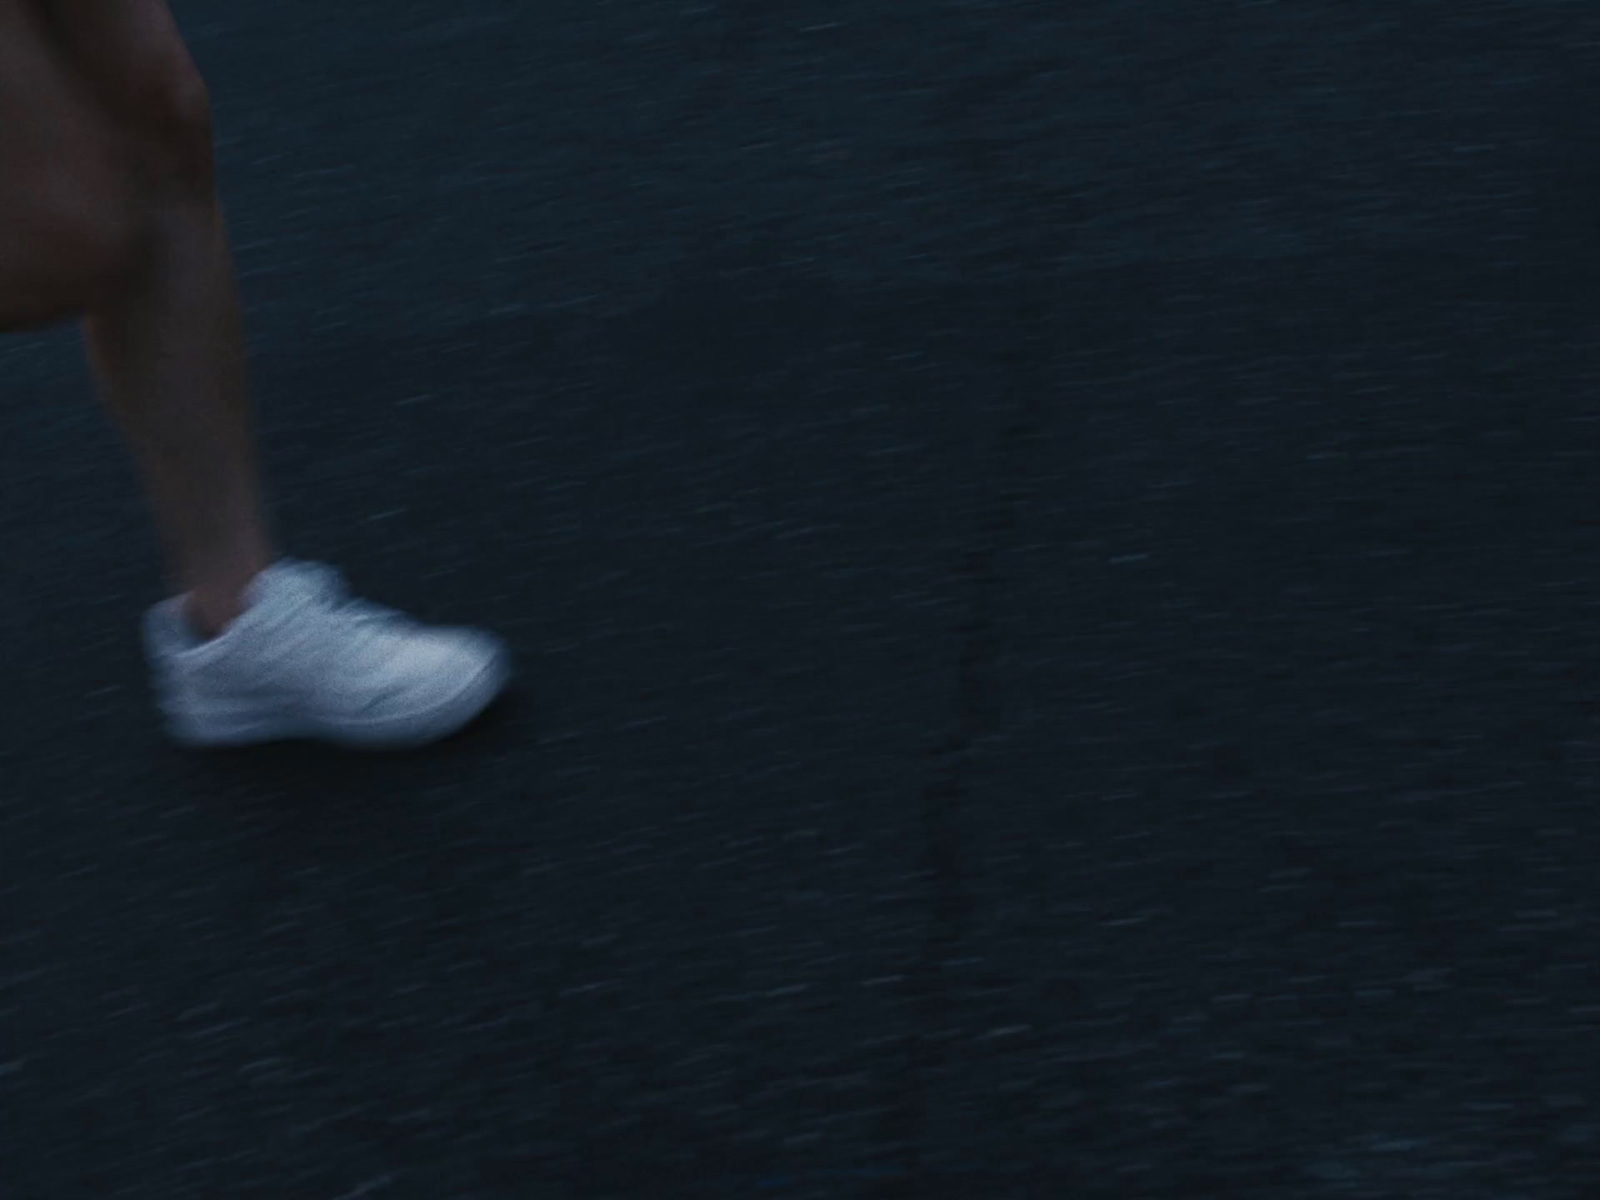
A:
[[5, 1, 1600, 1196]]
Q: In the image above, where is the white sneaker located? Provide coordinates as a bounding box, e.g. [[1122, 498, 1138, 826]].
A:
[[143, 559, 512, 749]]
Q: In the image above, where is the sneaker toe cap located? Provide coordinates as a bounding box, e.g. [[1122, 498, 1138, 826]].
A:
[[346, 627, 511, 722]]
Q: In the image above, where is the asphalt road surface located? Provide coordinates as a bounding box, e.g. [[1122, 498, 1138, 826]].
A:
[[5, 1, 1600, 1197]]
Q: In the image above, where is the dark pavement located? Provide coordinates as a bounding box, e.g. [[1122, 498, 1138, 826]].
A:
[[5, 1, 1600, 1195]]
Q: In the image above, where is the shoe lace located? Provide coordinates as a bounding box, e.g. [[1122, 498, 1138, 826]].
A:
[[294, 564, 410, 670]]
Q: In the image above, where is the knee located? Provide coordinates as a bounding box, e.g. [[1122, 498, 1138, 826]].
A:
[[49, 187, 151, 313], [123, 48, 216, 196], [57, 175, 153, 291], [2, 172, 153, 328]]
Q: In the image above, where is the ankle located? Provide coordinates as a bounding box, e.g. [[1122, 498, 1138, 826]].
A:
[[186, 571, 265, 639], [184, 593, 242, 641], [180, 549, 275, 639]]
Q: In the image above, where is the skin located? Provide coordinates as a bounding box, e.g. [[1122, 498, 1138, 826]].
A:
[[0, 0, 275, 635]]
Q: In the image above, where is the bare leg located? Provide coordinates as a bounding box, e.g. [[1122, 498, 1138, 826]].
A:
[[3, 0, 510, 748], [84, 201, 276, 637], [0, 0, 142, 331], [43, 0, 275, 636]]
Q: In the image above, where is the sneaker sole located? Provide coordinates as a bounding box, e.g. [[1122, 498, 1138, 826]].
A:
[[164, 651, 512, 750]]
